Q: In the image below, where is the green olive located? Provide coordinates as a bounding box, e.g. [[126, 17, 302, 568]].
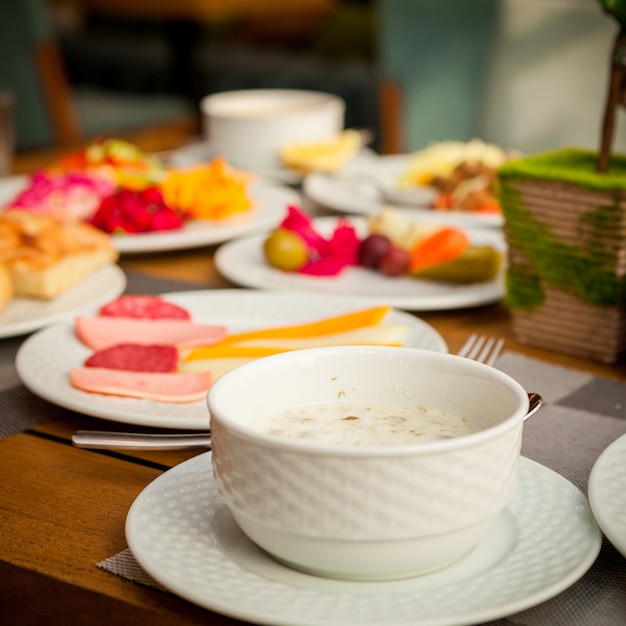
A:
[[263, 229, 308, 271]]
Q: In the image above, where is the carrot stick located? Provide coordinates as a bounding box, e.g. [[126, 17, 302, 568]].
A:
[[409, 227, 470, 273]]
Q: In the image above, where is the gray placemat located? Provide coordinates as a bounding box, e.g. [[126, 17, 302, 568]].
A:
[[98, 549, 166, 592], [122, 271, 205, 298], [0, 384, 68, 439], [100, 351, 626, 625]]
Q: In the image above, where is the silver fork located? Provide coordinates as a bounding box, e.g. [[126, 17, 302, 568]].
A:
[[457, 334, 542, 421], [457, 333, 505, 366]]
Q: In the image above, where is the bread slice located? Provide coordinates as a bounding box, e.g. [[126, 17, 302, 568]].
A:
[[0, 210, 118, 299], [0, 263, 13, 313]]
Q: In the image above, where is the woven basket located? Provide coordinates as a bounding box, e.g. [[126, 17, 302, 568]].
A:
[[498, 150, 626, 363]]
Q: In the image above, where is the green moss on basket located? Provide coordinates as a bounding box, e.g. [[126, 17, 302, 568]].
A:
[[498, 149, 626, 192], [505, 268, 544, 310], [583, 204, 624, 232], [497, 181, 626, 307]]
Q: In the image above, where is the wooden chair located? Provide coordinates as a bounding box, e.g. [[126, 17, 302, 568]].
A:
[[377, 76, 406, 155], [0, 0, 195, 152]]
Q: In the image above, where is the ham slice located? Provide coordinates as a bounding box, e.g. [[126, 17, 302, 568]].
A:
[[69, 367, 212, 403], [75, 316, 227, 351]]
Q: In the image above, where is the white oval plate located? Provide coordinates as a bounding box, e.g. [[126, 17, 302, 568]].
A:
[[15, 290, 446, 429], [215, 216, 506, 311], [0, 177, 299, 254], [126, 454, 601, 626], [113, 182, 298, 254], [0, 264, 126, 339], [303, 153, 504, 228], [588, 432, 626, 559]]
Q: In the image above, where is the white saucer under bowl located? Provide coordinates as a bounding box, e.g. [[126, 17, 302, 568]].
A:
[[126, 455, 601, 626]]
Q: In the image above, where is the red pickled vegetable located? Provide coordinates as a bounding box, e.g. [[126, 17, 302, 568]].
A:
[[89, 187, 186, 234], [279, 205, 360, 276], [279, 205, 328, 253]]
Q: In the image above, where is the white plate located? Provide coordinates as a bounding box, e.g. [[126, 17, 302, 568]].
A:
[[215, 216, 506, 311], [15, 290, 446, 429], [0, 264, 126, 339], [303, 153, 503, 228], [113, 183, 298, 254], [588, 432, 626, 559], [167, 140, 379, 186], [0, 177, 299, 254], [126, 454, 601, 626]]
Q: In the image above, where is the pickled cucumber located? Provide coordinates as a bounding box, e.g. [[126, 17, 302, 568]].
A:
[[409, 246, 502, 283]]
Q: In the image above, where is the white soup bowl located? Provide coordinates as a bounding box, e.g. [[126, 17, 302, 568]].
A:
[[200, 89, 345, 170], [207, 346, 529, 581]]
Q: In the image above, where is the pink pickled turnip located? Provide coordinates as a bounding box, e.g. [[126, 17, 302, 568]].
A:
[[279, 205, 360, 276]]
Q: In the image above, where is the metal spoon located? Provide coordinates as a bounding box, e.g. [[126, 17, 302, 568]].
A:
[[72, 430, 212, 451], [525, 392, 543, 421], [72, 393, 542, 451]]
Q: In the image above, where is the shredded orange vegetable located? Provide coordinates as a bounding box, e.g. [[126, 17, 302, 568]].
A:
[[162, 157, 254, 220]]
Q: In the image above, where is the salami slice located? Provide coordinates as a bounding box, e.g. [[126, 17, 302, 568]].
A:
[[84, 344, 179, 373], [99, 295, 191, 320]]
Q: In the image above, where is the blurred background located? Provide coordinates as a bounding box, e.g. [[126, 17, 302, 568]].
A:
[[2, 0, 626, 159]]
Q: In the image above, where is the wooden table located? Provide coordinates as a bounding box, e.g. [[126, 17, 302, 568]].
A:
[[2, 262, 625, 625], [3, 136, 626, 625]]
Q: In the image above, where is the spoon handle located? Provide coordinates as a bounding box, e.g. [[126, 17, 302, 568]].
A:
[[72, 431, 212, 451]]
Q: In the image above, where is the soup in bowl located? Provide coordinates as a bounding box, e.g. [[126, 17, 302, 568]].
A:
[[207, 346, 529, 581]]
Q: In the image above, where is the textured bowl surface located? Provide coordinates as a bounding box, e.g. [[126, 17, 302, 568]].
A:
[[208, 346, 529, 580]]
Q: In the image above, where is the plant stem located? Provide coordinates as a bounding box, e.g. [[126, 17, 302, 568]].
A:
[[599, 29, 626, 172]]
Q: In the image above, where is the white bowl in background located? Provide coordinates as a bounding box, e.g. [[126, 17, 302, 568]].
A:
[[200, 89, 345, 170], [207, 346, 529, 581]]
